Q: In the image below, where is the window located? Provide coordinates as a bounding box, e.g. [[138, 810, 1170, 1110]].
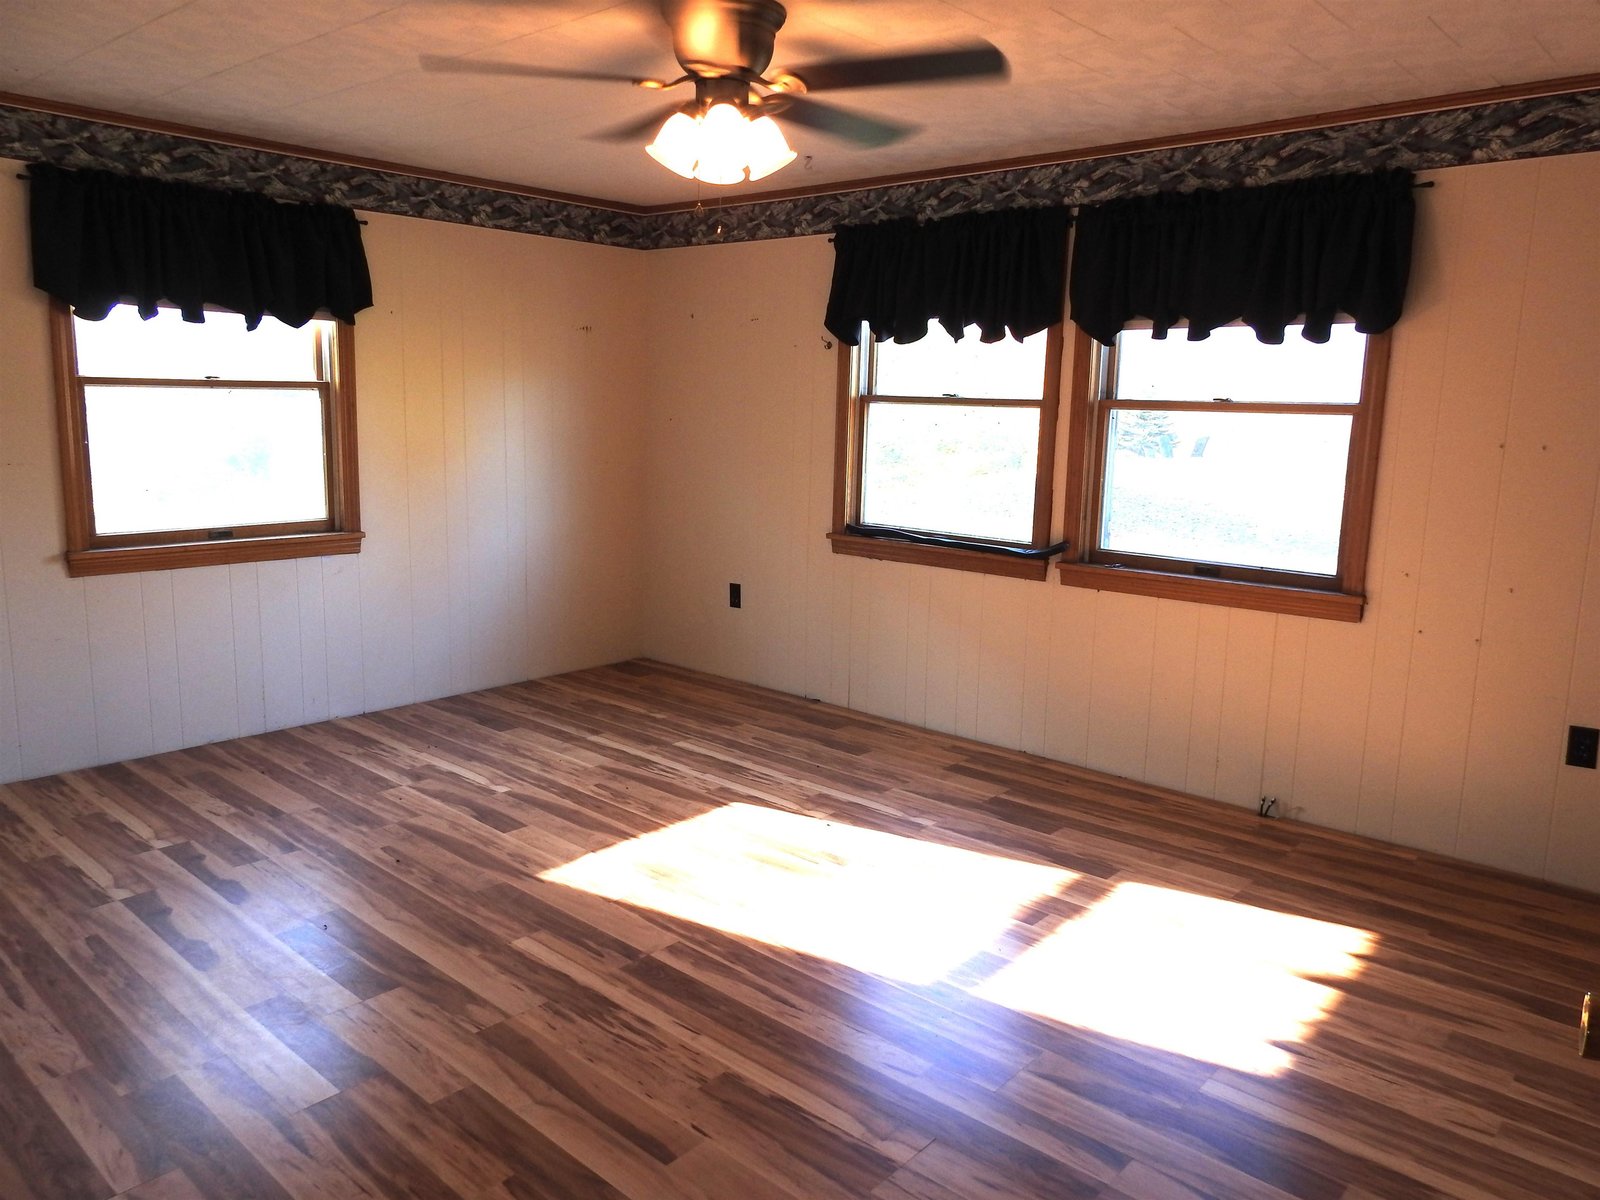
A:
[[1059, 322, 1390, 620], [51, 302, 362, 577], [830, 324, 1064, 580]]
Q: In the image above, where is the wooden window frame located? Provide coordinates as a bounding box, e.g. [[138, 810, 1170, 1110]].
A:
[[828, 324, 1064, 581], [1058, 323, 1390, 622], [50, 300, 364, 578]]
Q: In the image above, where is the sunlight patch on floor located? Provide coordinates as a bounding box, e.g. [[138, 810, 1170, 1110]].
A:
[[977, 881, 1374, 1074], [541, 803, 1375, 1073], [539, 802, 1076, 984]]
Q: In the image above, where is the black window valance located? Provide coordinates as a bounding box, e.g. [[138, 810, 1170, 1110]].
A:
[[824, 206, 1071, 345], [27, 162, 373, 329], [1069, 169, 1415, 346]]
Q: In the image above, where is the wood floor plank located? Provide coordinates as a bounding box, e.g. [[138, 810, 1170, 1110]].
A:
[[0, 659, 1595, 1199]]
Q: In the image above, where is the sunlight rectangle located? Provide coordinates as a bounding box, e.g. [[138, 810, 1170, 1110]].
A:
[[975, 882, 1375, 1074], [539, 802, 1076, 985]]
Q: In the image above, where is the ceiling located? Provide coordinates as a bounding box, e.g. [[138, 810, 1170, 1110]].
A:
[[4, 0, 1600, 208]]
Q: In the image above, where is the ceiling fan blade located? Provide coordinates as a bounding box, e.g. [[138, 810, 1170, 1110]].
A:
[[775, 96, 915, 148], [588, 101, 687, 142], [419, 53, 649, 84], [784, 41, 1007, 92]]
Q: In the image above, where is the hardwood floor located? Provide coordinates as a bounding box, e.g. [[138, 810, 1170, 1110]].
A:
[[0, 659, 1597, 1200]]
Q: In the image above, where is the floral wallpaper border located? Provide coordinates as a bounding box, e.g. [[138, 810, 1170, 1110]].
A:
[[5, 86, 1600, 251]]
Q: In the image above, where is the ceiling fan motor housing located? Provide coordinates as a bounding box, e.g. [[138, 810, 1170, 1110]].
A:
[[663, 0, 787, 79]]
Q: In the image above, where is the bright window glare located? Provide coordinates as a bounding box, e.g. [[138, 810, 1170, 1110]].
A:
[[874, 327, 1047, 400], [86, 386, 328, 534], [1102, 411, 1352, 574], [1115, 324, 1366, 404], [542, 807, 1375, 1076], [74, 306, 322, 382], [977, 882, 1374, 1075], [861, 403, 1038, 542], [541, 803, 1077, 985]]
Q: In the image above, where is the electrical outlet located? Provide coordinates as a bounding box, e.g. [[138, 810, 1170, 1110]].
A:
[[1566, 725, 1599, 770], [729, 583, 742, 609]]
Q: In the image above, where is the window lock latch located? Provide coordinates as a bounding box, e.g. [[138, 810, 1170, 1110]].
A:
[[207, 529, 236, 540]]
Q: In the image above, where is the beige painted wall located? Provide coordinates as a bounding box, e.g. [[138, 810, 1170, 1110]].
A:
[[638, 153, 1600, 893], [0, 161, 648, 783]]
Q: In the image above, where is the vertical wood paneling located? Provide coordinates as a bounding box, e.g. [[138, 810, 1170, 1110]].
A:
[[1547, 473, 1600, 889], [1202, 609, 1275, 808], [1259, 615, 1307, 815], [974, 575, 1030, 751], [0, 542, 22, 782], [1143, 600, 1200, 792], [141, 573, 184, 753], [861, 563, 910, 722], [294, 556, 328, 723], [903, 569, 931, 728], [352, 219, 417, 714], [498, 257, 531, 685], [463, 243, 512, 689], [171, 566, 240, 748], [1293, 619, 1377, 832], [1454, 157, 1600, 876], [0, 168, 647, 786], [953, 572, 987, 740], [1390, 163, 1536, 856], [255, 560, 305, 732], [1084, 591, 1158, 780], [321, 557, 364, 719], [229, 564, 267, 738], [1018, 580, 1054, 756], [824, 555, 852, 708], [83, 574, 154, 763], [922, 571, 963, 735], [438, 244, 472, 696], [400, 225, 453, 703], [1183, 605, 1230, 799], [1353, 178, 1458, 842], [1041, 584, 1095, 766]]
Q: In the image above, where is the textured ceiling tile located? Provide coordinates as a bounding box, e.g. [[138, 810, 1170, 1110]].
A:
[[0, 0, 190, 82]]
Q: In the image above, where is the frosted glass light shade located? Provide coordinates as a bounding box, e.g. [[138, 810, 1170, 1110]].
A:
[[646, 111, 702, 178], [695, 103, 751, 185], [744, 114, 797, 181], [644, 103, 797, 185]]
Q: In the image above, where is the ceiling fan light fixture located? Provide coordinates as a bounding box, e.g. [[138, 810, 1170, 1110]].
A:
[[695, 102, 754, 184], [644, 98, 797, 186], [645, 110, 703, 178], [744, 113, 797, 181]]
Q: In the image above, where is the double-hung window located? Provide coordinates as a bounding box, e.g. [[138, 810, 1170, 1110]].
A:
[[830, 324, 1064, 580], [52, 302, 362, 577], [1059, 322, 1389, 619]]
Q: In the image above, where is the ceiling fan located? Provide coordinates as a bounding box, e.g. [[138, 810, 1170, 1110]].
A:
[[420, 0, 1008, 185]]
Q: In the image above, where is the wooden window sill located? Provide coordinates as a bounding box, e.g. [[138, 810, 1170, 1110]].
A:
[[828, 532, 1051, 581], [65, 530, 364, 578], [1056, 561, 1364, 621]]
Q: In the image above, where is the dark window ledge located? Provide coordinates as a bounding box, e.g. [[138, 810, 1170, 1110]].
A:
[[828, 531, 1051, 581]]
